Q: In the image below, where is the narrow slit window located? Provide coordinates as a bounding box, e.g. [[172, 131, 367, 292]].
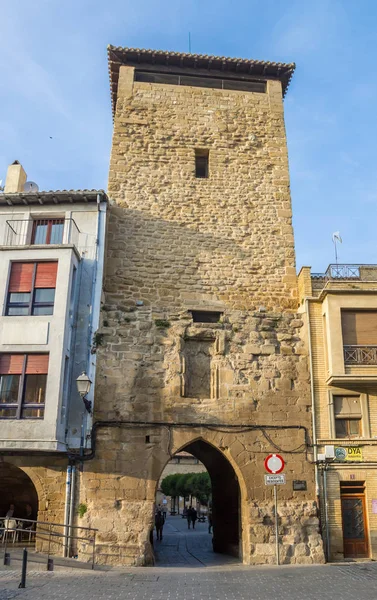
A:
[[195, 150, 209, 179], [191, 311, 222, 323]]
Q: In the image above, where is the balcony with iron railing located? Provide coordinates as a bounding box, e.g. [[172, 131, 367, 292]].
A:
[[3, 218, 80, 248], [344, 345, 377, 366], [311, 264, 377, 281]]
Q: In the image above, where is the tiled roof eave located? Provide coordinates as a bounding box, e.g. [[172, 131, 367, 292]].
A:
[[107, 45, 296, 118], [0, 189, 108, 206]]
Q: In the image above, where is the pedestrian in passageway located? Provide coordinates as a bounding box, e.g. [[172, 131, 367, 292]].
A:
[[155, 510, 164, 541], [191, 506, 198, 530], [208, 509, 213, 534]]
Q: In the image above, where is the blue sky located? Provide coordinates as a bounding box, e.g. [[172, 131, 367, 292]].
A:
[[1, 0, 377, 272]]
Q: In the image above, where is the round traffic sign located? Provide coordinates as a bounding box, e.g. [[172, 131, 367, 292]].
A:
[[264, 454, 285, 474]]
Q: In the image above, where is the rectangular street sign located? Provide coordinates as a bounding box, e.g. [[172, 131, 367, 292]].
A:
[[265, 474, 286, 485]]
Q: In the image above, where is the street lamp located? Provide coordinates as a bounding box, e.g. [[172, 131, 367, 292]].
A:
[[76, 372, 92, 414]]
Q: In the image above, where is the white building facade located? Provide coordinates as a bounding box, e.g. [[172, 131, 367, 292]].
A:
[[0, 161, 108, 540]]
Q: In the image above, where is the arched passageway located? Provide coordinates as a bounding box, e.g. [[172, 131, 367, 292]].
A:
[[154, 439, 241, 566], [183, 440, 240, 557], [0, 462, 38, 521]]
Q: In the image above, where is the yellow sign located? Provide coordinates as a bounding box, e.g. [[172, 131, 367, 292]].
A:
[[335, 446, 363, 462]]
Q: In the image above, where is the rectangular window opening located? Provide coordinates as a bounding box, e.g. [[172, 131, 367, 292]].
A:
[[134, 71, 266, 94], [0, 353, 48, 419], [6, 261, 57, 316], [195, 150, 209, 179], [32, 219, 64, 245], [190, 310, 223, 323], [334, 396, 362, 439]]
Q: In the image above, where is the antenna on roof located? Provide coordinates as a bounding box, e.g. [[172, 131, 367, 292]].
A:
[[332, 231, 342, 266], [188, 32, 191, 53]]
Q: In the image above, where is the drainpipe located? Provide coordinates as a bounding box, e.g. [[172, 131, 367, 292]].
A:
[[67, 464, 76, 557], [323, 462, 330, 561], [306, 298, 320, 495], [87, 194, 101, 366], [63, 464, 72, 557], [83, 194, 106, 450]]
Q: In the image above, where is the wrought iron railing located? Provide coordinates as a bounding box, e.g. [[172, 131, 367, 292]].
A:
[[1, 516, 97, 569], [327, 264, 360, 279], [312, 265, 361, 280], [3, 218, 80, 247], [344, 345, 377, 365]]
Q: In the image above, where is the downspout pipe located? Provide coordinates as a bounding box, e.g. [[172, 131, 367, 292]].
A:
[[306, 298, 320, 495], [67, 464, 76, 557], [63, 464, 72, 557], [81, 193, 106, 452]]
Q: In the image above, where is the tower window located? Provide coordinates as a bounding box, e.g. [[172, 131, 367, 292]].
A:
[[190, 311, 222, 323], [195, 150, 209, 178]]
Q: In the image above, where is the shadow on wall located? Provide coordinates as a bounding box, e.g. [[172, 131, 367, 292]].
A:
[[104, 207, 294, 312]]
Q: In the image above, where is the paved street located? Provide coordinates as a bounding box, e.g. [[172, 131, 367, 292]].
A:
[[154, 514, 239, 567], [2, 517, 377, 599], [3, 561, 377, 600]]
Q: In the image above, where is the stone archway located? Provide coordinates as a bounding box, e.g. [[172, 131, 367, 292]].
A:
[[0, 462, 39, 521], [155, 438, 242, 562], [182, 439, 241, 557]]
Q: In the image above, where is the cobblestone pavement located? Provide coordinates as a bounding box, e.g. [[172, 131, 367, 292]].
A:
[[153, 514, 239, 567], [2, 516, 377, 600], [2, 561, 377, 600]]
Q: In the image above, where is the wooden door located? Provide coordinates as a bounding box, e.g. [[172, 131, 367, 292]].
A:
[[341, 494, 369, 558]]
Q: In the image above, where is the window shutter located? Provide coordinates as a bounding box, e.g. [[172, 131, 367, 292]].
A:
[[35, 262, 58, 289], [26, 355, 49, 374], [8, 263, 34, 293], [342, 311, 377, 345], [0, 354, 24, 374], [334, 396, 361, 418]]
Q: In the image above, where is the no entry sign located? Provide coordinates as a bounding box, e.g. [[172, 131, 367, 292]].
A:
[[264, 454, 285, 474]]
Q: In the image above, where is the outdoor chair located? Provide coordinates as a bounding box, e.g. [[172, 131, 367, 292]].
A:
[[1, 519, 20, 544]]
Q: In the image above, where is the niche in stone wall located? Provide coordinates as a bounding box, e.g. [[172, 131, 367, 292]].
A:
[[184, 339, 213, 399]]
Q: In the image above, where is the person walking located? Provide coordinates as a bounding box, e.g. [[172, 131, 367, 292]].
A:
[[155, 510, 164, 541], [187, 507, 193, 529], [208, 509, 213, 534], [191, 506, 198, 530]]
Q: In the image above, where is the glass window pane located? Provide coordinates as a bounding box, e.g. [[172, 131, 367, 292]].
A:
[[34, 289, 55, 303], [349, 419, 361, 436], [0, 407, 17, 418], [0, 375, 20, 404], [9, 293, 31, 304], [50, 223, 64, 244], [33, 224, 48, 244], [23, 374, 46, 404], [32, 306, 54, 316], [335, 419, 347, 438], [7, 307, 29, 316], [21, 407, 44, 419]]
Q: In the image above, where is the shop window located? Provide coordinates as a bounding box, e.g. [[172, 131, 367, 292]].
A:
[[0, 354, 49, 419], [6, 261, 57, 316], [334, 396, 362, 439]]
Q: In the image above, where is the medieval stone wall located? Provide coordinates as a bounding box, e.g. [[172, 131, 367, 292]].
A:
[[85, 67, 324, 566]]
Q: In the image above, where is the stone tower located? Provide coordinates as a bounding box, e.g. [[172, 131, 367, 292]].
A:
[[81, 47, 324, 566]]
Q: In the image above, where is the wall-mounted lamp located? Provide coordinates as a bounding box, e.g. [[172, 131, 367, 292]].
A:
[[76, 372, 92, 414]]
